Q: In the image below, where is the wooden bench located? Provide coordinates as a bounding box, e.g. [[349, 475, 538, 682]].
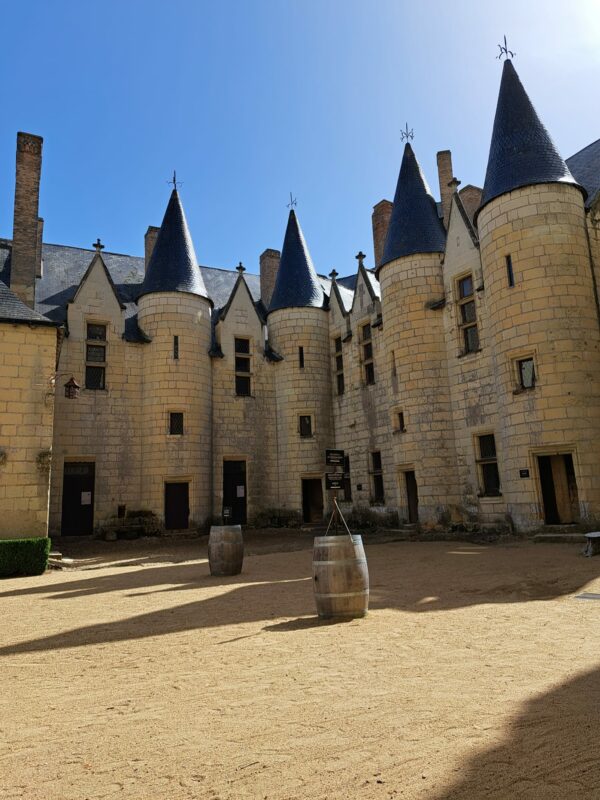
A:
[[583, 532, 600, 557]]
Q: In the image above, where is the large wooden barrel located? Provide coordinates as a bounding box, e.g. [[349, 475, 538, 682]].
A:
[[312, 534, 369, 619], [208, 525, 244, 576]]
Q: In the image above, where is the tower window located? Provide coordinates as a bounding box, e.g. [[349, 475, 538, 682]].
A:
[[517, 357, 535, 389], [371, 451, 385, 503], [361, 323, 375, 385], [299, 346, 304, 368], [343, 455, 352, 502], [299, 415, 313, 437], [457, 275, 479, 354], [169, 412, 184, 435], [334, 336, 344, 395], [398, 411, 406, 432], [476, 434, 501, 497], [173, 335, 179, 360], [234, 337, 251, 396], [85, 322, 106, 390], [506, 255, 515, 288]]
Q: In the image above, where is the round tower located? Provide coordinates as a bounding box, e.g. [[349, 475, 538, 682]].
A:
[[376, 143, 460, 527], [137, 189, 213, 530], [267, 209, 333, 523], [476, 60, 600, 529]]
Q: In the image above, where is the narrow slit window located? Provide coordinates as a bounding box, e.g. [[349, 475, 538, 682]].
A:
[[173, 335, 179, 360], [85, 322, 106, 390], [506, 255, 515, 288], [299, 415, 312, 437], [299, 346, 304, 368], [476, 434, 501, 497], [343, 455, 352, 502], [334, 336, 344, 395], [362, 323, 375, 385], [371, 451, 385, 503], [234, 337, 251, 396], [457, 275, 479, 354], [398, 411, 406, 432]]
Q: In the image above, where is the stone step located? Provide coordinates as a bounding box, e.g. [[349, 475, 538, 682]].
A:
[[533, 533, 587, 544]]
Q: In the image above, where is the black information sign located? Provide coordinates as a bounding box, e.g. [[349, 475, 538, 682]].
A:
[[326, 473, 344, 490], [519, 469, 530, 478], [326, 449, 345, 467]]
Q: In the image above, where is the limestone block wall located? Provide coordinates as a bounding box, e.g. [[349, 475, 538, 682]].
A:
[[478, 183, 600, 529], [211, 281, 278, 520], [268, 307, 334, 515], [442, 199, 505, 525], [0, 323, 56, 538], [138, 292, 213, 528], [378, 253, 460, 526], [329, 273, 397, 515], [49, 260, 143, 533]]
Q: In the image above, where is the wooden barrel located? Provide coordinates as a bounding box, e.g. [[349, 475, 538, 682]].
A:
[[208, 525, 244, 576], [312, 534, 369, 619]]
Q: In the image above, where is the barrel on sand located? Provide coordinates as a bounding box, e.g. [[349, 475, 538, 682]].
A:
[[312, 534, 369, 619], [208, 525, 244, 576]]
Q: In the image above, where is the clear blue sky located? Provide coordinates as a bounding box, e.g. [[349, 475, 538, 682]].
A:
[[1, 0, 598, 276]]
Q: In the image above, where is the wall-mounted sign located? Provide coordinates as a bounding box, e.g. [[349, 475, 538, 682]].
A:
[[326, 449, 345, 466], [519, 469, 530, 478], [223, 506, 232, 519], [81, 491, 92, 505], [236, 485, 245, 498], [326, 473, 344, 490]]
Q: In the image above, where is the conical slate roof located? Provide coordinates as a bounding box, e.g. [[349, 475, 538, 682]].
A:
[[139, 190, 209, 300], [379, 143, 446, 271], [479, 60, 583, 213], [268, 209, 324, 313]]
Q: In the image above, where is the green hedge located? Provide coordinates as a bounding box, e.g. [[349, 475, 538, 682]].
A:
[[0, 537, 51, 578]]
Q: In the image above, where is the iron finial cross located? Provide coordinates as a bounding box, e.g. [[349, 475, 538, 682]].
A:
[[355, 251, 366, 268], [497, 35, 515, 60], [400, 122, 414, 142], [168, 170, 183, 190], [329, 269, 338, 281], [287, 192, 297, 209], [93, 238, 104, 253], [236, 261, 246, 274]]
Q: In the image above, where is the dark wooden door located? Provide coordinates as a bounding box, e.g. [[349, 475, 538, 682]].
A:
[[405, 471, 419, 524], [223, 461, 247, 524], [302, 479, 324, 523], [165, 482, 189, 530], [538, 455, 578, 524], [61, 462, 95, 536]]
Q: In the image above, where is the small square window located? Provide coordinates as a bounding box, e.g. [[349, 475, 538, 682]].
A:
[[86, 344, 106, 363], [518, 358, 535, 389], [87, 323, 107, 341], [85, 365, 105, 390], [234, 337, 250, 354], [299, 415, 312, 437], [235, 356, 250, 373], [235, 375, 251, 396], [169, 412, 184, 435]]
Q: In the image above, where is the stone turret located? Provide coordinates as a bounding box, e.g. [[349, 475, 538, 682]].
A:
[[267, 210, 333, 521], [377, 143, 460, 526], [477, 59, 600, 529], [137, 189, 213, 529]]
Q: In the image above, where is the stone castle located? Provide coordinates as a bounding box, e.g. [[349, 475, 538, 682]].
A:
[[1, 59, 599, 539]]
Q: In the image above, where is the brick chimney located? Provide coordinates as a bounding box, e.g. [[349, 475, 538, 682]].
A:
[[371, 199, 393, 268], [436, 150, 454, 230], [260, 248, 280, 309], [144, 225, 160, 272], [11, 132, 43, 307]]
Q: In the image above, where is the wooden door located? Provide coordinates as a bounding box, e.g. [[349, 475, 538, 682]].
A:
[[61, 462, 95, 536], [405, 471, 419, 524], [165, 482, 189, 530], [222, 461, 247, 524], [538, 455, 579, 524], [302, 479, 324, 523]]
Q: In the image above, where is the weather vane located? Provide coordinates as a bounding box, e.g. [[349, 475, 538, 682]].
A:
[[168, 170, 183, 190], [497, 35, 515, 60], [287, 192, 297, 209], [400, 122, 414, 142]]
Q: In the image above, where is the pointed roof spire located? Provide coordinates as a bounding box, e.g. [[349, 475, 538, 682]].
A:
[[268, 209, 324, 313], [139, 189, 209, 301], [378, 143, 446, 271], [479, 60, 583, 214]]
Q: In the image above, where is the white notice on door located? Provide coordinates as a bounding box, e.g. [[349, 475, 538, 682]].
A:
[[236, 485, 245, 498], [81, 491, 92, 505]]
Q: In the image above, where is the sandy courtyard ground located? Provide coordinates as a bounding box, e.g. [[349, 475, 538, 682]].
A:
[[1, 537, 599, 800]]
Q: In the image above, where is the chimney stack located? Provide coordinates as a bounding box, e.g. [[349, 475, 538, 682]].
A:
[[11, 132, 43, 307], [436, 150, 454, 230], [260, 248, 280, 309], [144, 225, 160, 272], [371, 199, 393, 268]]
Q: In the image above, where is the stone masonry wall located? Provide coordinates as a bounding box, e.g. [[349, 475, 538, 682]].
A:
[[0, 323, 56, 538]]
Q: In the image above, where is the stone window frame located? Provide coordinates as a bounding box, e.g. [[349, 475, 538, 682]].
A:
[[455, 272, 480, 357], [333, 335, 345, 396], [510, 350, 537, 394], [473, 431, 502, 498], [298, 413, 314, 438], [391, 407, 407, 434], [84, 320, 108, 391], [359, 320, 376, 386], [234, 336, 252, 397]]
